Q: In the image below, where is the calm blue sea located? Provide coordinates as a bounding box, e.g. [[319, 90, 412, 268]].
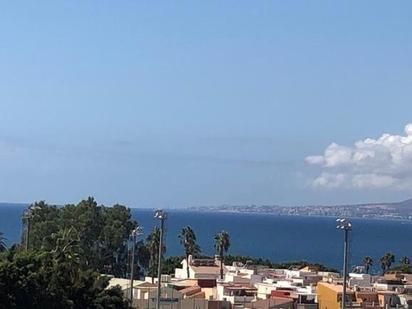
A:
[[1, 204, 412, 272]]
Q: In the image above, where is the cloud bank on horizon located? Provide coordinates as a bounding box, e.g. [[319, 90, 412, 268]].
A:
[[306, 124, 412, 191]]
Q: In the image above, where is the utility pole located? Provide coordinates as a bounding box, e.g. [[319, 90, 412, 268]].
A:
[[336, 219, 352, 309], [130, 226, 143, 302], [154, 210, 166, 309]]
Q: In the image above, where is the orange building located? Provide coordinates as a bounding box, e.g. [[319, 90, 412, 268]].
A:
[[316, 282, 356, 309]]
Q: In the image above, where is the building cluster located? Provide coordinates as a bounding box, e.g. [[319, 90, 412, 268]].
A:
[[108, 256, 412, 309]]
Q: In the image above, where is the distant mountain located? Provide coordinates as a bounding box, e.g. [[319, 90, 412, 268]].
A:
[[385, 199, 412, 215], [188, 199, 412, 220]]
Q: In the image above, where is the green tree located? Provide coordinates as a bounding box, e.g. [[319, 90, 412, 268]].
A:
[[214, 231, 230, 280], [380, 252, 395, 275], [0, 235, 129, 309], [400, 256, 410, 266], [26, 198, 137, 277], [24, 201, 61, 250], [0, 232, 6, 252], [179, 226, 201, 278], [162, 256, 185, 275], [363, 256, 373, 274], [135, 240, 150, 279]]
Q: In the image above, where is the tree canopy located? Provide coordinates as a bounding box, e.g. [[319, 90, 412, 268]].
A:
[[363, 256, 373, 274], [214, 231, 230, 280], [179, 226, 201, 277], [25, 197, 137, 278], [0, 232, 6, 253], [0, 233, 129, 308], [380, 252, 395, 275]]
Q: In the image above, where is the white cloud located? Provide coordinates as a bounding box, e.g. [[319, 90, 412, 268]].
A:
[[306, 124, 412, 190], [312, 173, 347, 188], [351, 174, 396, 189]]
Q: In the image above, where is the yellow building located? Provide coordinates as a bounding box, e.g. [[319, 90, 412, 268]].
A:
[[317, 282, 355, 309]]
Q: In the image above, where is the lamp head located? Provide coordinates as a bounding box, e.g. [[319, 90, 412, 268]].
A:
[[131, 226, 143, 237], [154, 209, 166, 219], [336, 218, 352, 230]]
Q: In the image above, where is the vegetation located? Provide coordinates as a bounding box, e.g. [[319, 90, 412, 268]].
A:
[[0, 232, 129, 308], [380, 252, 395, 275], [0, 197, 147, 307], [389, 264, 412, 274], [400, 256, 410, 266], [363, 256, 373, 274], [223, 255, 338, 272], [0, 232, 6, 252], [178, 226, 201, 278], [359, 254, 412, 275], [214, 231, 230, 279], [162, 256, 185, 275], [145, 227, 165, 283], [24, 198, 137, 278], [387, 256, 412, 274]]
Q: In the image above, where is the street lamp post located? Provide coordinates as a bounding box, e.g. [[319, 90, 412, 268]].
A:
[[129, 226, 143, 302], [336, 218, 352, 309], [154, 210, 166, 309]]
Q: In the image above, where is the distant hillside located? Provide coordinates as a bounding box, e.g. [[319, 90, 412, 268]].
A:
[[188, 199, 412, 220], [384, 199, 412, 215]]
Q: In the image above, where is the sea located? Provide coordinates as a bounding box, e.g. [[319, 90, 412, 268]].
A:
[[1, 203, 412, 273]]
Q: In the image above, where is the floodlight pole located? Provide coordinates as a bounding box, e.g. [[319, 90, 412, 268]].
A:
[[336, 219, 352, 309], [155, 210, 166, 309]]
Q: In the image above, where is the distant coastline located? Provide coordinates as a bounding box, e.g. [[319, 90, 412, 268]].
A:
[[187, 198, 412, 221]]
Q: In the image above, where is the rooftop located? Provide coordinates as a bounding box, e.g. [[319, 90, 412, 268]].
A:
[[191, 258, 217, 267], [106, 278, 145, 290], [191, 265, 221, 274], [223, 284, 257, 291], [179, 286, 201, 296], [169, 279, 199, 287], [318, 282, 354, 294], [244, 297, 294, 309]]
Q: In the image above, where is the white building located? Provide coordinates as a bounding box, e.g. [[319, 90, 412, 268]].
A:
[[175, 256, 224, 280], [348, 273, 372, 288], [216, 283, 257, 307]]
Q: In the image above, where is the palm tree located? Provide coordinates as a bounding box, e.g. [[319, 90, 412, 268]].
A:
[[363, 256, 373, 274], [400, 256, 410, 266], [214, 231, 230, 280], [380, 253, 395, 275], [179, 226, 201, 278], [146, 227, 164, 283], [0, 232, 6, 252]]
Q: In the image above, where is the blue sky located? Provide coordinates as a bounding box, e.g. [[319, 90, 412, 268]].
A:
[[0, 1, 411, 207]]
